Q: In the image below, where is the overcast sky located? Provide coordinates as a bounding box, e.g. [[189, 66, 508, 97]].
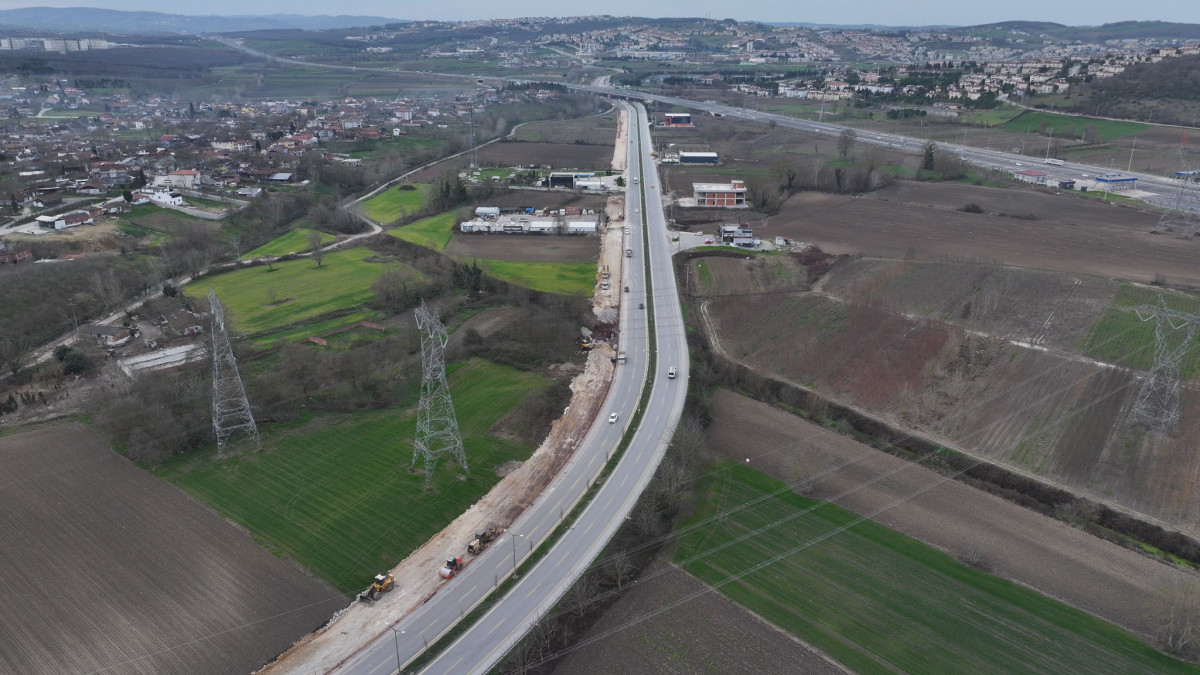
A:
[[2, 1, 1198, 26]]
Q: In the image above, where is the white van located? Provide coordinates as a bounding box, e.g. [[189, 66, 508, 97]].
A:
[[667, 366, 676, 379]]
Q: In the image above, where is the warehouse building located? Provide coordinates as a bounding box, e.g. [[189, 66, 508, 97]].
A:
[[693, 180, 747, 207], [460, 216, 598, 234], [662, 113, 693, 126], [679, 151, 719, 165]]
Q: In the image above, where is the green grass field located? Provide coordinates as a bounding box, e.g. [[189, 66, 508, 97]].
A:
[[361, 184, 432, 223], [1080, 285, 1200, 378], [958, 107, 1024, 126], [243, 228, 335, 259], [192, 248, 424, 334], [250, 311, 377, 349], [677, 462, 1196, 674], [1002, 111, 1149, 142], [388, 211, 456, 252], [474, 259, 596, 296], [157, 358, 544, 594]]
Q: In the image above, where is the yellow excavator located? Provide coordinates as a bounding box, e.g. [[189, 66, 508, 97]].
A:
[[359, 572, 395, 602]]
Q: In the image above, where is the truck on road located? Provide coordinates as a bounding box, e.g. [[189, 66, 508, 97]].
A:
[[618, 350, 627, 364]]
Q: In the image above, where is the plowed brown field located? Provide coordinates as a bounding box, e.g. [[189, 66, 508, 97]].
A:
[[767, 182, 1200, 288], [700, 257, 1200, 530], [0, 424, 339, 675]]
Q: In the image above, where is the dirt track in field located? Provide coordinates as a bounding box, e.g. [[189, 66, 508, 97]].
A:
[[0, 423, 340, 675], [445, 232, 600, 262], [705, 390, 1194, 639], [767, 182, 1200, 288], [551, 563, 846, 675]]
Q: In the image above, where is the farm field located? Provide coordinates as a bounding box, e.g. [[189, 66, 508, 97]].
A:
[[157, 358, 545, 594], [766, 181, 1200, 288], [676, 460, 1196, 675], [1001, 110, 1149, 142], [388, 211, 456, 251], [446, 232, 600, 263], [551, 565, 841, 675], [819, 258, 1118, 353], [704, 390, 1200, 640], [361, 183, 432, 223], [191, 248, 424, 335], [473, 258, 597, 296], [699, 255, 1200, 530], [244, 228, 335, 259], [512, 109, 618, 145], [476, 141, 613, 171], [0, 424, 338, 675], [690, 253, 811, 297]]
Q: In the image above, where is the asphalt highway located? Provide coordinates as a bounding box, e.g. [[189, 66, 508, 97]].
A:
[[335, 102, 689, 675], [572, 85, 1200, 213]]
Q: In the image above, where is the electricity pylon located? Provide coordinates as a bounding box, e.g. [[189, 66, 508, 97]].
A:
[[413, 300, 467, 488], [1128, 295, 1200, 435], [1157, 142, 1199, 235], [209, 289, 259, 454]]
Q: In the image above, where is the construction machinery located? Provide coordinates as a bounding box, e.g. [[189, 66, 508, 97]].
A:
[[358, 572, 395, 602], [439, 556, 464, 579], [468, 527, 497, 554]]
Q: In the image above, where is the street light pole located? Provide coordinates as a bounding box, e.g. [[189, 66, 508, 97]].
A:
[[510, 532, 523, 577], [390, 627, 403, 674]]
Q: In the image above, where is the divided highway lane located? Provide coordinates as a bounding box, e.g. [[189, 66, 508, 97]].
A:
[[336, 102, 687, 675], [573, 85, 1196, 209]]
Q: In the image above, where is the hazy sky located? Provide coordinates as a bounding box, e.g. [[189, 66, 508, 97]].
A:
[[2, 1, 1198, 26]]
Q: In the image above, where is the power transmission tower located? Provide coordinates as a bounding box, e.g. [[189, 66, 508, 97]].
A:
[[1157, 143, 1199, 235], [413, 300, 467, 488], [209, 289, 259, 454], [1127, 296, 1200, 435]]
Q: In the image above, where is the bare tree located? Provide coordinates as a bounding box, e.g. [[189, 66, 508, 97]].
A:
[[1148, 578, 1200, 657], [838, 128, 857, 159], [0, 336, 29, 376], [604, 550, 635, 590], [773, 157, 798, 192], [308, 230, 326, 268]]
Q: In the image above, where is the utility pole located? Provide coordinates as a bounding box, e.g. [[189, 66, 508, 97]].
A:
[[209, 289, 259, 454], [468, 113, 477, 169], [1044, 128, 1054, 160], [1127, 136, 1137, 173], [412, 300, 467, 488]]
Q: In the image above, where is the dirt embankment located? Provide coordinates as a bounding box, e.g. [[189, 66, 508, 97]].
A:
[[706, 389, 1194, 639]]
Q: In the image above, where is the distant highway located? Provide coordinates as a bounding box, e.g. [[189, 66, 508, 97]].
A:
[[334, 102, 689, 675], [570, 85, 1200, 214]]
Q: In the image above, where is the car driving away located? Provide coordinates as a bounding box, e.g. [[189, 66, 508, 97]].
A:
[[608, 412, 619, 423]]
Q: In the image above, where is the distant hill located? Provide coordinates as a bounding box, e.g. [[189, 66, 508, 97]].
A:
[[0, 7, 403, 34], [1067, 53, 1200, 127]]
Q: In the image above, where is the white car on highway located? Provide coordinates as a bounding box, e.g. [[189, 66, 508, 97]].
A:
[[608, 412, 619, 424]]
